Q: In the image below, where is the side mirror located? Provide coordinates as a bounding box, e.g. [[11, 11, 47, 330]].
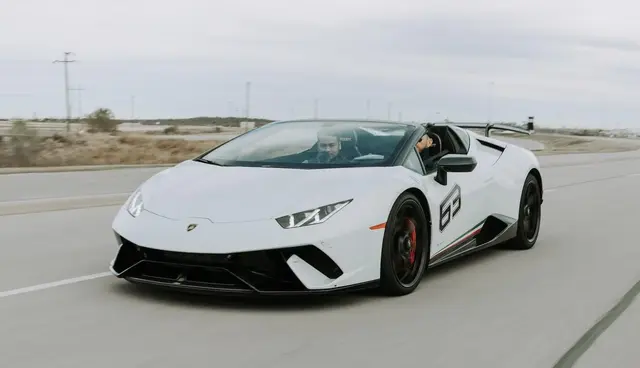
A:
[[434, 155, 477, 186]]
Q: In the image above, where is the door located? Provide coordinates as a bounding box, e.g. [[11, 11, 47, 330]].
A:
[[418, 127, 489, 262], [423, 168, 485, 262]]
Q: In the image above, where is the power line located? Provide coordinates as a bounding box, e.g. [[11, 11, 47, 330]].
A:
[[53, 52, 76, 133]]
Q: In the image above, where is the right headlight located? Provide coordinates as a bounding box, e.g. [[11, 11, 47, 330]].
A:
[[275, 200, 352, 229], [126, 188, 144, 218]]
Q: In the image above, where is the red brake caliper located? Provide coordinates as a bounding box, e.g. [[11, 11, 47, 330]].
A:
[[406, 219, 417, 264]]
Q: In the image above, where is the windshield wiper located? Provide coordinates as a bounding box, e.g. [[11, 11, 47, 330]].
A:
[[193, 158, 227, 166]]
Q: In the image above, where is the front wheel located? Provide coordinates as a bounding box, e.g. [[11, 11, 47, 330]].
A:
[[503, 173, 542, 250], [379, 192, 430, 296]]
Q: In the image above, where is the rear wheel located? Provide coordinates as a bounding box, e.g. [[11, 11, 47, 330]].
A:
[[504, 173, 542, 250], [379, 193, 430, 296]]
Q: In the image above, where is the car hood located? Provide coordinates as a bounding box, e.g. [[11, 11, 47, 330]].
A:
[[140, 160, 397, 223]]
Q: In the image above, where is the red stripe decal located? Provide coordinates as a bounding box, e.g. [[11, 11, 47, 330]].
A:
[[435, 225, 483, 256]]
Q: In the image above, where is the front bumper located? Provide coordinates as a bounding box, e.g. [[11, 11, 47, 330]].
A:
[[109, 235, 378, 295], [109, 205, 385, 295]]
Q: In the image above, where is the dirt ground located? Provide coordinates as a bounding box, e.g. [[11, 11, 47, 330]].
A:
[[0, 133, 223, 167]]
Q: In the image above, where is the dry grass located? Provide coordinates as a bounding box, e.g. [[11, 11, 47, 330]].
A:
[[3, 128, 640, 168], [0, 133, 223, 167]]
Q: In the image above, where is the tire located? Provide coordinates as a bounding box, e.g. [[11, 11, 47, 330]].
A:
[[379, 192, 430, 296], [503, 173, 542, 250]]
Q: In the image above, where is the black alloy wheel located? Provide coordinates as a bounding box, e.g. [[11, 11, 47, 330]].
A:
[[504, 173, 542, 250], [522, 180, 541, 242], [380, 192, 429, 296]]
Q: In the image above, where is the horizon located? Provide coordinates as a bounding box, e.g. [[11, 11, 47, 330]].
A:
[[3, 0, 640, 129], [4, 114, 636, 132]]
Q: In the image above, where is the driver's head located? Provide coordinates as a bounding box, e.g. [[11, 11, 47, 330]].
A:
[[416, 134, 434, 153], [316, 126, 342, 162]]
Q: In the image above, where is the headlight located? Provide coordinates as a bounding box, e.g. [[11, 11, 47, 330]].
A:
[[126, 188, 144, 217], [275, 200, 352, 229]]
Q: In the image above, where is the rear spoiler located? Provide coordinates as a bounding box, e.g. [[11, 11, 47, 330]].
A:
[[449, 123, 532, 137]]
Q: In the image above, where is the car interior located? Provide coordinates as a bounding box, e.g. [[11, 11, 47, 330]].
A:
[[264, 126, 410, 164], [418, 125, 469, 171], [259, 124, 469, 166]]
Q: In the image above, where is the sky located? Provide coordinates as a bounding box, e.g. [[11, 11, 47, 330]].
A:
[[1, 0, 640, 129]]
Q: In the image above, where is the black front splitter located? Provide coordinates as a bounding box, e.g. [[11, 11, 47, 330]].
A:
[[122, 276, 379, 297]]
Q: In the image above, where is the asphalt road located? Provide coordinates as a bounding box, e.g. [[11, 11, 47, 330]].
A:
[[0, 167, 162, 202], [1, 150, 640, 368]]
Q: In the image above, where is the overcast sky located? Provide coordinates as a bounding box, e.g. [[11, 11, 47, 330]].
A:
[[2, 0, 639, 128]]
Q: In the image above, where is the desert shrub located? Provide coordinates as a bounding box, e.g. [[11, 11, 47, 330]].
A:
[[0, 120, 44, 166], [163, 126, 179, 134], [86, 108, 118, 133]]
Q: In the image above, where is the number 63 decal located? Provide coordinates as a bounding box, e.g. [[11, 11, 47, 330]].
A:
[[439, 184, 461, 232]]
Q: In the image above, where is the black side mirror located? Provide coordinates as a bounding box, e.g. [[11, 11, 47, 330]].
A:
[[434, 155, 477, 185]]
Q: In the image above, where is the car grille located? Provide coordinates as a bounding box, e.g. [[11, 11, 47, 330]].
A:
[[112, 234, 344, 294]]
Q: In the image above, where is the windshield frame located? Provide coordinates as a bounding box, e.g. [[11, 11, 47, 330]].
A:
[[193, 119, 421, 169]]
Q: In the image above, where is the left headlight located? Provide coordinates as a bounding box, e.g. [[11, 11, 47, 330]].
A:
[[275, 200, 352, 229], [126, 188, 144, 217]]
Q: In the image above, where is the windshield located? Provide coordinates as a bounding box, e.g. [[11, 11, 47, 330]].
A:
[[197, 120, 416, 168]]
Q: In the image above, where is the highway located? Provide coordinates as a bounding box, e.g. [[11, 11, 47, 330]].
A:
[[1, 150, 639, 368]]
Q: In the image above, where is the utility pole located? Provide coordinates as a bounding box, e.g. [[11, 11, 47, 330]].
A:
[[244, 81, 251, 118], [53, 52, 76, 134], [70, 86, 84, 118]]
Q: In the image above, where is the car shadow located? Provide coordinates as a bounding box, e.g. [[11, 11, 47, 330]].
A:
[[107, 246, 512, 311]]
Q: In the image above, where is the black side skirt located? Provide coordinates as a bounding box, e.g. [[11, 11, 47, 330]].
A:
[[428, 214, 517, 268]]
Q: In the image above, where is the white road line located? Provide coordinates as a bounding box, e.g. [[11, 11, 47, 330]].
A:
[[0, 192, 132, 204], [0, 272, 111, 298]]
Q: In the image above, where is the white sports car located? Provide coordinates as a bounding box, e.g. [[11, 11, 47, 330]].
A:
[[110, 119, 543, 297]]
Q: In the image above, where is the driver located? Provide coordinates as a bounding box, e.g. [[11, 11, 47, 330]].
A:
[[415, 134, 437, 170], [306, 126, 349, 163], [416, 134, 434, 155]]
